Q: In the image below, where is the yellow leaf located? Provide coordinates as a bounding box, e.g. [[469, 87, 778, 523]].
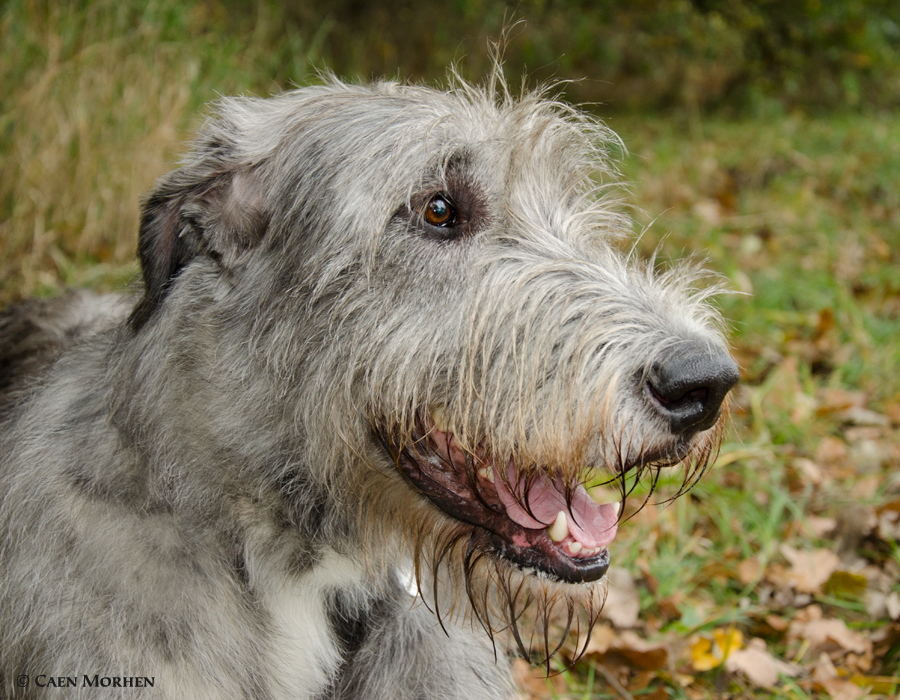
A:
[[691, 628, 744, 671]]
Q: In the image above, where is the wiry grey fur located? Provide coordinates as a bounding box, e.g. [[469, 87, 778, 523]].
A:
[[0, 73, 736, 699]]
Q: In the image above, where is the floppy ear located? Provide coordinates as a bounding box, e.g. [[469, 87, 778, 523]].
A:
[[129, 166, 269, 329]]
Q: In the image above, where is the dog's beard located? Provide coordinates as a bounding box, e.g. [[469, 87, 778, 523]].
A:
[[372, 414, 724, 667], [405, 516, 607, 668]]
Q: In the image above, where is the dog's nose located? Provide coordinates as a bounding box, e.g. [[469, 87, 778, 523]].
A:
[[646, 343, 740, 435]]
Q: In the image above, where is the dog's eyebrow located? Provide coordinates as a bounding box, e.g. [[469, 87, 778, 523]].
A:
[[421, 147, 474, 187]]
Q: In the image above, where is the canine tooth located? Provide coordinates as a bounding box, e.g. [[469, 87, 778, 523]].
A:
[[613, 502, 621, 516], [478, 466, 494, 483], [567, 541, 582, 555], [548, 511, 568, 542]]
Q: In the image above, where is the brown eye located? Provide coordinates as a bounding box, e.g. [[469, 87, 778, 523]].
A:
[[423, 195, 456, 227]]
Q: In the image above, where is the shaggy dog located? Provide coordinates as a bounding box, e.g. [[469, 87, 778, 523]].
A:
[[0, 74, 738, 699]]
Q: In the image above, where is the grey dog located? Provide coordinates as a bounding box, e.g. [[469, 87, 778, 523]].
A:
[[0, 73, 739, 699]]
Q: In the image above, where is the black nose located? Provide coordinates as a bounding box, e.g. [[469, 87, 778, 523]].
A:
[[646, 342, 740, 435]]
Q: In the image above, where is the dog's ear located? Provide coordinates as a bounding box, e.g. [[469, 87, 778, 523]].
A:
[[129, 167, 269, 329]]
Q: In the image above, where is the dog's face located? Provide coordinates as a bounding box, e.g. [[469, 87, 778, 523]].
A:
[[131, 78, 738, 659]]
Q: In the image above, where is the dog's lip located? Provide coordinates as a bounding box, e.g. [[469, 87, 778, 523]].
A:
[[390, 423, 621, 584]]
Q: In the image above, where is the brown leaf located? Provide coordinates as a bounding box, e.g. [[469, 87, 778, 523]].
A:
[[737, 556, 763, 586], [510, 659, 566, 700], [781, 545, 840, 593], [612, 631, 669, 670], [582, 623, 616, 656], [885, 402, 900, 426], [806, 515, 837, 538], [790, 617, 872, 657], [793, 457, 824, 486], [765, 614, 790, 632], [693, 199, 723, 225], [641, 688, 669, 700], [816, 436, 849, 465], [812, 653, 867, 700], [724, 637, 800, 688], [888, 592, 900, 621], [817, 389, 867, 414], [599, 567, 641, 629], [839, 406, 890, 427]]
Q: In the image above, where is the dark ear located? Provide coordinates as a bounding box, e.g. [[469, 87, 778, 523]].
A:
[[129, 168, 269, 330]]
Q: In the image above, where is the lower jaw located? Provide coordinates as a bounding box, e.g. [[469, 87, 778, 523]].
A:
[[387, 436, 614, 585], [484, 530, 611, 584]]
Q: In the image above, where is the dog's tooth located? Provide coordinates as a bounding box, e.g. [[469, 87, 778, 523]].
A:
[[432, 406, 450, 432], [548, 511, 568, 542], [478, 466, 494, 483], [567, 541, 582, 555], [613, 502, 621, 516]]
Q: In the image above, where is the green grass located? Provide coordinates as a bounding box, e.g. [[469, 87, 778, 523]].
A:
[[3, 2, 899, 698], [621, 114, 900, 401]]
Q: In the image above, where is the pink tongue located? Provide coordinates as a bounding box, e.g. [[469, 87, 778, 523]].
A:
[[493, 464, 618, 549]]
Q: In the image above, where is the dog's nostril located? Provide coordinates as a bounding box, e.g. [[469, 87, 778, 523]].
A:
[[646, 343, 740, 435], [648, 383, 708, 409]]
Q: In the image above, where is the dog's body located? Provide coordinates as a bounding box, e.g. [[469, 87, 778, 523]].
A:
[[0, 76, 738, 699]]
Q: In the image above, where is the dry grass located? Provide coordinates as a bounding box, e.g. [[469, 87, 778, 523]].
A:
[[0, 0, 315, 301]]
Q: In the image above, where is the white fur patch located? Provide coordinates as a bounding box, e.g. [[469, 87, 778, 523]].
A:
[[263, 549, 367, 700]]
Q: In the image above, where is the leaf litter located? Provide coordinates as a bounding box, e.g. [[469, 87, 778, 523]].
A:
[[516, 114, 900, 699]]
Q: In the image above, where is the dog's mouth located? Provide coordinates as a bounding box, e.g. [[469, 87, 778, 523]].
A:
[[387, 415, 629, 584]]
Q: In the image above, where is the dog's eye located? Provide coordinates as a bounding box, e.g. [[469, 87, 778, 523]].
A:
[[423, 195, 457, 228]]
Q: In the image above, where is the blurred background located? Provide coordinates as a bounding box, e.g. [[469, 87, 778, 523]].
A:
[[2, 1, 899, 697]]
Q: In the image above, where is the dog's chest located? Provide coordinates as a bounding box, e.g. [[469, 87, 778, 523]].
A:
[[261, 550, 368, 700]]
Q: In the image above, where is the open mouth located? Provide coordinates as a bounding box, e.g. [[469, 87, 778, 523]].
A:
[[385, 415, 625, 584]]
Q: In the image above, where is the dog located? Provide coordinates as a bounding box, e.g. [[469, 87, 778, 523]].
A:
[[0, 73, 739, 699]]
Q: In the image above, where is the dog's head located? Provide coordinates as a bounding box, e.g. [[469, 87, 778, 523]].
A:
[[130, 73, 738, 662]]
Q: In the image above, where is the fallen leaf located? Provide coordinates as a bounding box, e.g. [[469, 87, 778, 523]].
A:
[[839, 406, 890, 427], [599, 567, 641, 629], [725, 637, 800, 688], [765, 614, 790, 632], [693, 199, 723, 225], [885, 402, 900, 426], [877, 508, 900, 541], [806, 514, 837, 538], [737, 556, 763, 586], [582, 623, 616, 656], [614, 631, 670, 670], [816, 436, 849, 465], [823, 570, 867, 599], [790, 617, 872, 657], [511, 659, 566, 700], [817, 389, 867, 414], [888, 592, 900, 620], [781, 545, 839, 593], [691, 628, 743, 671], [812, 653, 867, 700], [793, 457, 823, 485], [865, 590, 889, 619], [847, 674, 900, 695]]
